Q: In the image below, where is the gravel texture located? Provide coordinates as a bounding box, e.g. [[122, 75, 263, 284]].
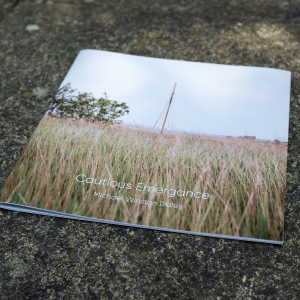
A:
[[0, 0, 18, 20], [1, 0, 300, 299]]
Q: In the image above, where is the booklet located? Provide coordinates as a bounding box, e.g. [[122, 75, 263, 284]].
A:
[[0, 50, 291, 244]]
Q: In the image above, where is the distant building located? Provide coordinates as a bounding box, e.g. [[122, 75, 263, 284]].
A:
[[244, 136, 256, 140]]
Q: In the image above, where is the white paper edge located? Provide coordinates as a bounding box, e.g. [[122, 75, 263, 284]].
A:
[[0, 202, 283, 245]]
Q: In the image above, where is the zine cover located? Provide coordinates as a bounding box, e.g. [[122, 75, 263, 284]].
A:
[[0, 50, 291, 244]]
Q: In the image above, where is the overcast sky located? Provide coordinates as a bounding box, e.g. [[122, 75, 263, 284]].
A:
[[60, 50, 291, 141]]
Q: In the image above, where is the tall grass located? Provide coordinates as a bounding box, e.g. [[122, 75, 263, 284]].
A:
[[0, 116, 287, 240]]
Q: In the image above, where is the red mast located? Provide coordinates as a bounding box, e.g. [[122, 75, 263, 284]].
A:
[[161, 83, 177, 134]]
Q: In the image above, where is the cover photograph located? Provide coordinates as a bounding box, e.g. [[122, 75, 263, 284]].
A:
[[0, 50, 291, 244]]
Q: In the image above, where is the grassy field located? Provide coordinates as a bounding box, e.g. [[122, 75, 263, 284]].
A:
[[0, 116, 287, 241]]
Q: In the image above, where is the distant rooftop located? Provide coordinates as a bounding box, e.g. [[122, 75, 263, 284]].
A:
[[244, 136, 256, 140]]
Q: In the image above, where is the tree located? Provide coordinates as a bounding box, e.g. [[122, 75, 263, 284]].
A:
[[48, 83, 129, 124]]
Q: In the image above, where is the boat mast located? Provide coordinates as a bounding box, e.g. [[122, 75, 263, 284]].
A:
[[161, 82, 177, 134]]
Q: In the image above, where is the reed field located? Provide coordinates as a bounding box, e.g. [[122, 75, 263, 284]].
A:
[[0, 116, 287, 240]]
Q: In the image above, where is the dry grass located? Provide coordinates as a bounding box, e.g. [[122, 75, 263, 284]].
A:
[[0, 116, 287, 241]]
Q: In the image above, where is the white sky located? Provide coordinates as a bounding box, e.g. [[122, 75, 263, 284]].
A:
[[60, 50, 291, 141]]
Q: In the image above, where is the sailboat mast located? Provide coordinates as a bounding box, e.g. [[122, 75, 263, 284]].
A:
[[161, 82, 177, 134]]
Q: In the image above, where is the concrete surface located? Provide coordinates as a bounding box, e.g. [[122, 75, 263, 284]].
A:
[[1, 0, 300, 299]]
